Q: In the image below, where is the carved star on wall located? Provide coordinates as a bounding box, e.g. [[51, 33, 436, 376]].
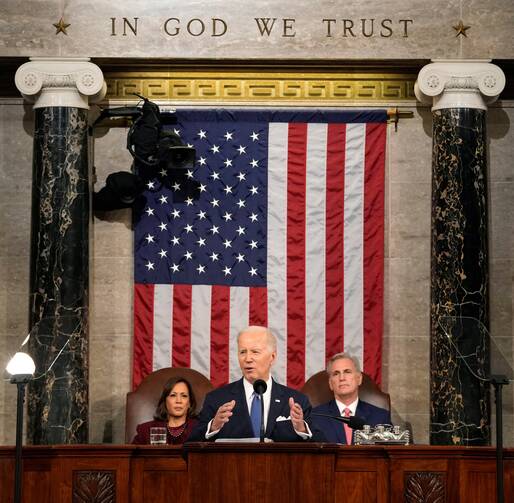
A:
[[53, 17, 70, 35], [452, 20, 471, 37]]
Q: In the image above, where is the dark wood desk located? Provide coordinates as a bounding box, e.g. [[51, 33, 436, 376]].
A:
[[0, 444, 512, 503]]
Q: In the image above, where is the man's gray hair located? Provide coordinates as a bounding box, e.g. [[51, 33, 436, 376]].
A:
[[237, 326, 277, 352], [326, 352, 361, 374]]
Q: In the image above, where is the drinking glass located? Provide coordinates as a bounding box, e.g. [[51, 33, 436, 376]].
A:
[[150, 427, 167, 445]]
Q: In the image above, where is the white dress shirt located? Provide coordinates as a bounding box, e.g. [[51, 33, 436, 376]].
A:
[[335, 397, 359, 417], [243, 376, 272, 431]]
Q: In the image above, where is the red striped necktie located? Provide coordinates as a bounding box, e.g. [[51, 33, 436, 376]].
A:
[[343, 407, 353, 445]]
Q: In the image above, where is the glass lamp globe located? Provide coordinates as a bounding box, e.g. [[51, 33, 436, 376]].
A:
[[6, 352, 35, 376]]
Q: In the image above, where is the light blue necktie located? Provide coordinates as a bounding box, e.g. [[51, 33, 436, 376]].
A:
[[250, 392, 262, 437]]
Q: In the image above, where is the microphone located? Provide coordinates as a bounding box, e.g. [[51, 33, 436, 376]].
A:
[[253, 379, 267, 442], [253, 379, 267, 395], [311, 412, 366, 430]]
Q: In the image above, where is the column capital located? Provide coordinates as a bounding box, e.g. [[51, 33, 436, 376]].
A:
[[14, 57, 106, 109], [414, 59, 505, 111]]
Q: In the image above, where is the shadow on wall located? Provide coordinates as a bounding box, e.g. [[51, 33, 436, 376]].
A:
[[22, 103, 34, 136], [416, 103, 433, 138], [390, 407, 416, 444], [488, 107, 511, 140], [90, 396, 126, 444], [416, 102, 511, 140], [93, 207, 132, 229]]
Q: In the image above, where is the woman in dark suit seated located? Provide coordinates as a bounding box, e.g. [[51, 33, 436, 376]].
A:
[[133, 376, 198, 444]]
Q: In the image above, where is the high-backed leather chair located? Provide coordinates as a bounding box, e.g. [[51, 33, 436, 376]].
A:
[[125, 367, 213, 443], [301, 370, 390, 411]]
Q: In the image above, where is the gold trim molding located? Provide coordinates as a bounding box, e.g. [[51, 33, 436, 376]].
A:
[[104, 70, 417, 103]]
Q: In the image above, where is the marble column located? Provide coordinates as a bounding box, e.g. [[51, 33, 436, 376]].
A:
[[15, 58, 106, 444], [415, 60, 505, 445]]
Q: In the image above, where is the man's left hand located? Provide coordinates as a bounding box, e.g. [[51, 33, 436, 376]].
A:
[[288, 397, 307, 433]]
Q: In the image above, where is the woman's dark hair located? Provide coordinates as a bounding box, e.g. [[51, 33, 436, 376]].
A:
[[153, 376, 197, 421]]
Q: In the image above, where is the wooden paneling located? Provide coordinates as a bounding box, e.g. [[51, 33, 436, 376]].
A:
[[0, 444, 513, 503], [131, 452, 188, 503], [23, 457, 52, 503], [0, 458, 14, 503], [390, 456, 450, 502], [459, 459, 497, 503], [335, 449, 389, 503], [188, 446, 334, 503]]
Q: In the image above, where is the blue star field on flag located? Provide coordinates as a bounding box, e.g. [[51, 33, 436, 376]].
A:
[[134, 112, 268, 287]]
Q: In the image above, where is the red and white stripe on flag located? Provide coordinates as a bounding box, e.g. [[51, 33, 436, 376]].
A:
[[133, 118, 386, 390]]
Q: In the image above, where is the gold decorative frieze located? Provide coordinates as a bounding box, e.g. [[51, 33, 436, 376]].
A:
[[104, 70, 417, 103]]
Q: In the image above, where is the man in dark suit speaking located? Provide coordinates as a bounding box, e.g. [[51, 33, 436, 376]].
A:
[[312, 353, 391, 444], [188, 326, 323, 442]]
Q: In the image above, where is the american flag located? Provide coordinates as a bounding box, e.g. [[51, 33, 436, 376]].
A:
[[133, 109, 386, 390]]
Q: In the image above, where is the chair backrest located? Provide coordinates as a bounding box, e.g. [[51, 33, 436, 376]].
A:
[[125, 367, 213, 443], [301, 370, 391, 411]]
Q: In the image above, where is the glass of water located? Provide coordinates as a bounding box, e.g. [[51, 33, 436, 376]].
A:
[[150, 427, 167, 445]]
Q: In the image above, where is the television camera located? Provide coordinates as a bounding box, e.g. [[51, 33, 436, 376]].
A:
[[93, 93, 196, 211]]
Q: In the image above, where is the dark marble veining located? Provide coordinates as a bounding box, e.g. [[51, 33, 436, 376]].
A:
[[430, 108, 490, 446], [27, 107, 89, 444]]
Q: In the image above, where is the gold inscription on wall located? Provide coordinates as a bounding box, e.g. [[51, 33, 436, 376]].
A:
[[110, 17, 414, 38]]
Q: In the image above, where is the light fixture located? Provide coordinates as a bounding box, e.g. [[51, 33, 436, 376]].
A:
[[7, 352, 36, 379], [93, 171, 145, 211], [6, 351, 35, 503]]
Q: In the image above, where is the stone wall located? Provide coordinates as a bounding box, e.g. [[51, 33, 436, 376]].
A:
[[0, 1, 513, 59]]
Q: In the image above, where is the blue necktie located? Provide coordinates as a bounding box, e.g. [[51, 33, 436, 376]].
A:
[[250, 392, 262, 437]]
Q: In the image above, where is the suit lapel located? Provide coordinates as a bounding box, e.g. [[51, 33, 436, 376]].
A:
[[265, 380, 286, 437], [328, 400, 346, 444], [355, 400, 368, 425], [230, 379, 254, 437]]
